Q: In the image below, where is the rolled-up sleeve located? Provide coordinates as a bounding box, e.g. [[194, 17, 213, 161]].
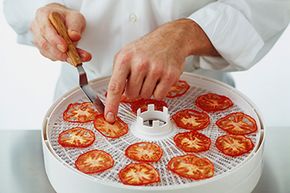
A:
[[3, 0, 63, 45], [188, 0, 290, 71]]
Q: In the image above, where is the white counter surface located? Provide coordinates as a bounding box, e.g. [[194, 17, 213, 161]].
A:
[[0, 127, 289, 193]]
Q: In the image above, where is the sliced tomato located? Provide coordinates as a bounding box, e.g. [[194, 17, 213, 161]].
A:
[[125, 142, 163, 162], [63, 102, 98, 123], [174, 131, 211, 153], [93, 114, 128, 138], [119, 163, 160, 186], [166, 80, 190, 98], [75, 149, 114, 174], [215, 134, 254, 157], [58, 127, 95, 148], [130, 99, 168, 114], [216, 112, 257, 135], [172, 109, 210, 131], [195, 93, 233, 113], [104, 91, 141, 104], [167, 154, 214, 180]]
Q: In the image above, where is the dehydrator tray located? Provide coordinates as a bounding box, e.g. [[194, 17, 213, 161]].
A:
[[43, 72, 264, 189]]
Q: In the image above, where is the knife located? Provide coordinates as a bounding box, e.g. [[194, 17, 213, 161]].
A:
[[49, 12, 105, 113]]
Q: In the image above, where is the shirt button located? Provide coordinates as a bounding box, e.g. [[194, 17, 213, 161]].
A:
[[129, 13, 138, 23]]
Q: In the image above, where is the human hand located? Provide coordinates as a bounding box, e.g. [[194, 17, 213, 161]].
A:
[[31, 3, 91, 63], [105, 19, 219, 123]]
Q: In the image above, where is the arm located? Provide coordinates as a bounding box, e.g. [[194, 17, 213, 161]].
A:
[[189, 0, 290, 71], [105, 0, 290, 123], [3, 1, 91, 63]]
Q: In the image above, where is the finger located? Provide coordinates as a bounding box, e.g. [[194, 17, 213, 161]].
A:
[[105, 57, 130, 123], [139, 71, 160, 99], [36, 35, 67, 61], [125, 60, 148, 98], [65, 11, 86, 42], [40, 19, 67, 53], [153, 71, 179, 99], [77, 48, 92, 62]]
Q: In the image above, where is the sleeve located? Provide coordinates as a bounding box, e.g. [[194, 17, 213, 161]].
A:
[[3, 0, 64, 45], [188, 0, 290, 71]]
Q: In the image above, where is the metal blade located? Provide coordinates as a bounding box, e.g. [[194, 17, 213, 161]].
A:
[[77, 66, 105, 114]]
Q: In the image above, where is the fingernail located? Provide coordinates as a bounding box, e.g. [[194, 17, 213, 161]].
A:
[[69, 30, 80, 38], [57, 44, 66, 52], [67, 58, 72, 64], [106, 112, 115, 123], [80, 52, 87, 58]]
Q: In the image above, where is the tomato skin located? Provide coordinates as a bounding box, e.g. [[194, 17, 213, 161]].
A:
[[172, 109, 210, 131], [166, 80, 190, 98], [130, 99, 168, 114], [75, 149, 114, 174], [63, 102, 98, 123], [167, 154, 214, 180], [119, 163, 160, 186], [93, 114, 128, 138], [58, 127, 95, 148], [125, 142, 163, 163], [195, 93, 233, 113], [215, 134, 254, 157], [105, 91, 141, 104], [216, 112, 257, 135], [174, 131, 211, 153]]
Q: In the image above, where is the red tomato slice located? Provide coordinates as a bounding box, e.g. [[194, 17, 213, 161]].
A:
[[174, 131, 211, 153], [195, 93, 233, 112], [167, 154, 214, 180], [94, 114, 128, 138], [125, 142, 163, 162], [104, 91, 141, 104], [130, 99, 168, 114], [215, 134, 254, 157], [58, 127, 95, 148], [166, 80, 190, 98], [172, 109, 210, 131], [119, 163, 160, 186], [63, 102, 98, 123], [75, 149, 114, 174], [216, 112, 257, 135]]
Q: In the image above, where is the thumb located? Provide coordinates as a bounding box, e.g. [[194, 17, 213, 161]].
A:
[[65, 11, 86, 42]]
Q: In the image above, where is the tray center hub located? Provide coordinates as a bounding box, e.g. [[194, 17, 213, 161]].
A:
[[131, 104, 173, 140]]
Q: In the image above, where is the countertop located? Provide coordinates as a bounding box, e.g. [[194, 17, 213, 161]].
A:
[[0, 127, 289, 193]]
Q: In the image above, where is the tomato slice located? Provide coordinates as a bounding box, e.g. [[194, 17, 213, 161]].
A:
[[167, 154, 214, 180], [119, 163, 160, 186], [75, 149, 114, 174], [125, 142, 163, 162], [58, 127, 95, 148], [93, 114, 128, 138], [120, 95, 142, 103], [172, 109, 210, 131], [166, 80, 190, 98], [215, 134, 254, 157], [63, 102, 98, 123], [130, 99, 168, 114], [216, 112, 257, 135], [105, 91, 141, 104], [195, 93, 233, 112], [174, 131, 211, 153]]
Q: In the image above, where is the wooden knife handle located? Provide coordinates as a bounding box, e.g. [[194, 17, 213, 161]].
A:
[[48, 12, 82, 66]]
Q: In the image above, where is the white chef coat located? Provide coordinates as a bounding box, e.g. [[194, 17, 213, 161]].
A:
[[3, 0, 290, 99]]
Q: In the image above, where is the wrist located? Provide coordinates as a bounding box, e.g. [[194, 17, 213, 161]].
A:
[[175, 18, 220, 57]]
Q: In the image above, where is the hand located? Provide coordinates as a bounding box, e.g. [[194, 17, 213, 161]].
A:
[[105, 19, 219, 123], [30, 3, 91, 63]]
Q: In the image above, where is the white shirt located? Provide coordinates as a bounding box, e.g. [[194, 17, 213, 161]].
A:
[[3, 0, 290, 98]]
